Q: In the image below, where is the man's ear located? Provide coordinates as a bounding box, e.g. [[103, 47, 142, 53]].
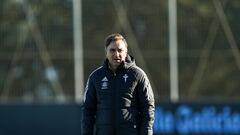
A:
[[105, 48, 107, 55]]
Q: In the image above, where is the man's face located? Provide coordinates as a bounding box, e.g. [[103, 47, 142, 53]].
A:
[[105, 39, 128, 69]]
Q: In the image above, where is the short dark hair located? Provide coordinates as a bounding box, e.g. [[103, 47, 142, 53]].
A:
[[105, 33, 128, 48]]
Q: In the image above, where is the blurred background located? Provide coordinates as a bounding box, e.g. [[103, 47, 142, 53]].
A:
[[0, 0, 240, 134]]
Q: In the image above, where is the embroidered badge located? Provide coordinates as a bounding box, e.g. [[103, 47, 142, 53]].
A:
[[123, 74, 128, 83]]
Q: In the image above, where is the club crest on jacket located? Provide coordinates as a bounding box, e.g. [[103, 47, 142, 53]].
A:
[[123, 74, 128, 83]]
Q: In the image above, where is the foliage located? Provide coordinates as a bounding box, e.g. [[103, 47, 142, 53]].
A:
[[0, 0, 240, 102]]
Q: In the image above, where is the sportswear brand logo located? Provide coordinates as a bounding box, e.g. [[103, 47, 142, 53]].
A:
[[123, 74, 128, 83], [102, 77, 108, 81], [101, 76, 108, 89]]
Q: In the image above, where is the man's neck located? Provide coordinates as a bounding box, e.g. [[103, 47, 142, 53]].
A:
[[108, 64, 118, 73]]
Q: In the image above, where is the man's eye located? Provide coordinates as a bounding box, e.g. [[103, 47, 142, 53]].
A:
[[118, 49, 123, 53], [110, 49, 115, 52]]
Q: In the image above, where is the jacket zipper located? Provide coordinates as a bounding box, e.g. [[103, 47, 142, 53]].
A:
[[113, 72, 117, 134]]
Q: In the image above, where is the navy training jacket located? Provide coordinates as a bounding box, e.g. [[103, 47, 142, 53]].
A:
[[82, 55, 155, 135]]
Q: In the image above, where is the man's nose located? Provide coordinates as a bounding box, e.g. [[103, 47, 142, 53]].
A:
[[114, 51, 120, 56]]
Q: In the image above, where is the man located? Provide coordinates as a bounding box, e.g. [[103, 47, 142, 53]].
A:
[[82, 33, 155, 135]]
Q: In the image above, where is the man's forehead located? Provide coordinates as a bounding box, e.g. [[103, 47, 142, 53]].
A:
[[108, 40, 127, 49]]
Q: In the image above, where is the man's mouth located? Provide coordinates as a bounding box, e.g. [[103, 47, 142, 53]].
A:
[[113, 58, 121, 62]]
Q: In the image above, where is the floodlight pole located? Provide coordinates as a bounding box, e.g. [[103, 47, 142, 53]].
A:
[[169, 0, 179, 102], [73, 0, 84, 103]]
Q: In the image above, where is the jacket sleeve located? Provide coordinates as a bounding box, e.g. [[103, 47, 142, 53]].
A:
[[81, 76, 97, 135], [137, 74, 155, 135]]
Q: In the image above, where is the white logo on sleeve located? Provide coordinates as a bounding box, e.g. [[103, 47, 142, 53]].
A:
[[123, 74, 128, 83]]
